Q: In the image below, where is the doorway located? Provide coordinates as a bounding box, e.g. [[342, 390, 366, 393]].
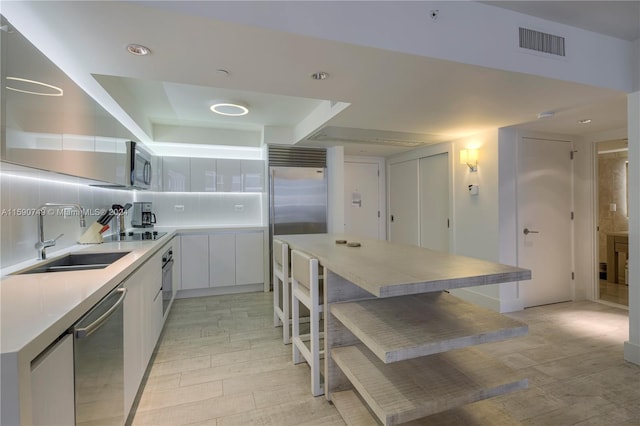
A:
[[518, 137, 573, 308], [344, 159, 384, 239], [389, 159, 419, 245], [596, 139, 629, 306], [419, 153, 449, 252]]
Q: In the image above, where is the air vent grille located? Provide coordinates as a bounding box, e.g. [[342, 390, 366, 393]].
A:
[[268, 146, 327, 168], [519, 27, 565, 57]]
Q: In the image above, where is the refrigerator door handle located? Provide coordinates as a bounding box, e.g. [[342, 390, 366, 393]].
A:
[[270, 168, 276, 239]]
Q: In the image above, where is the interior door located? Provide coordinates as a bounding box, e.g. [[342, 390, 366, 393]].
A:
[[389, 159, 419, 245], [419, 153, 449, 252], [518, 137, 573, 307], [344, 161, 381, 239]]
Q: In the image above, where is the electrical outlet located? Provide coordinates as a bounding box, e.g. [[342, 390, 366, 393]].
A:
[[174, 205, 185, 212], [234, 204, 244, 212]]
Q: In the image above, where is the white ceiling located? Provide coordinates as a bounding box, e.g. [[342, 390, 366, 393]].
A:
[[3, 1, 638, 157], [482, 1, 640, 42]]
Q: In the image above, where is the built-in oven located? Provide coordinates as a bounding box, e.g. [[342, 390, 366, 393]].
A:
[[161, 247, 173, 316]]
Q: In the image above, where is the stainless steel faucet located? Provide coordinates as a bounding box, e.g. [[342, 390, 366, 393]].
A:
[[35, 203, 86, 260]]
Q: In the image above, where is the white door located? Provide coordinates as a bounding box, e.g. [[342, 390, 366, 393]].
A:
[[518, 137, 573, 307], [389, 159, 419, 245], [419, 153, 449, 252], [344, 161, 381, 239]]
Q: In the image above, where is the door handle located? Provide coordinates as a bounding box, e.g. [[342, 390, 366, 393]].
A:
[[523, 228, 539, 235]]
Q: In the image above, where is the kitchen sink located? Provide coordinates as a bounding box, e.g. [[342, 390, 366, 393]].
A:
[[14, 251, 131, 274]]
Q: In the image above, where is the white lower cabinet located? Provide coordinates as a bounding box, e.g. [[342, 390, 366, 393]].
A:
[[235, 232, 264, 285], [180, 234, 210, 290], [123, 246, 163, 415], [181, 230, 265, 292], [30, 335, 75, 426], [210, 233, 236, 287]]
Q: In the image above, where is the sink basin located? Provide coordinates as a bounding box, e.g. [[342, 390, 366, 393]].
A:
[[14, 251, 131, 275]]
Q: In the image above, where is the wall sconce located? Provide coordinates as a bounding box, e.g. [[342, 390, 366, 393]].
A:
[[460, 148, 478, 172]]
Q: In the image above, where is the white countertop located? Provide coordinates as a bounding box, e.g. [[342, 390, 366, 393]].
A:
[[0, 231, 177, 358]]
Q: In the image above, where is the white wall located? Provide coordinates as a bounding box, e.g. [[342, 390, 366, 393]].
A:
[[327, 146, 345, 234], [0, 164, 134, 269], [625, 91, 640, 365], [447, 130, 505, 311]]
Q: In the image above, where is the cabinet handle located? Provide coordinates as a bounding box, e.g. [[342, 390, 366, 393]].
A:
[[74, 288, 127, 339]]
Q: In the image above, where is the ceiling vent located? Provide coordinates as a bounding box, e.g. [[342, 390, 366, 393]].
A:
[[519, 27, 565, 57], [307, 126, 438, 148]]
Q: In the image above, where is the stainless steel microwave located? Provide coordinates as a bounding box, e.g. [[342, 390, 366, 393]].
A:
[[126, 141, 152, 190]]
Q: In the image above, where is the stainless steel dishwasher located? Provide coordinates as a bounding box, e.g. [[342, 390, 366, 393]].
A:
[[72, 285, 127, 425]]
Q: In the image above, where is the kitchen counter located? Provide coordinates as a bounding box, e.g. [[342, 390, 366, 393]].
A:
[[1, 232, 176, 356], [0, 224, 266, 356], [1, 231, 177, 425]]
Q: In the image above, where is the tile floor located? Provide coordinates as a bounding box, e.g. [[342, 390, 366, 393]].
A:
[[130, 292, 639, 425], [599, 280, 629, 306]]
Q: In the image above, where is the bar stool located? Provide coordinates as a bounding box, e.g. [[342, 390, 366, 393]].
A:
[[273, 239, 292, 344], [291, 249, 324, 396]]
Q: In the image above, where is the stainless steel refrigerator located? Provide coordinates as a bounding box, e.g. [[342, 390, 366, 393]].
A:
[[269, 166, 327, 237]]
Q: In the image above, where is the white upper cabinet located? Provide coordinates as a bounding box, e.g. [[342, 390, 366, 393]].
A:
[[241, 159, 265, 192], [190, 158, 217, 192], [162, 157, 191, 192], [216, 159, 243, 192], [2, 18, 134, 186]]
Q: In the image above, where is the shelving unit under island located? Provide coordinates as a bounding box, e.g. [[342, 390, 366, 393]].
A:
[[277, 234, 532, 426]]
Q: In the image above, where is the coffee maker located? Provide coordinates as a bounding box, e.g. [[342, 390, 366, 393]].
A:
[[131, 202, 156, 228]]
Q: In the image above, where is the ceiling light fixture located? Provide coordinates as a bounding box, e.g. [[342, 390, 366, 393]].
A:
[[310, 71, 329, 80], [5, 77, 63, 96], [210, 102, 249, 116], [127, 43, 151, 56], [578, 118, 592, 124]]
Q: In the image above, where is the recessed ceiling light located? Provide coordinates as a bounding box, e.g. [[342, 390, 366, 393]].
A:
[[210, 102, 249, 116], [127, 44, 151, 56], [537, 111, 555, 119], [578, 119, 592, 124], [310, 71, 329, 80], [5, 77, 63, 96]]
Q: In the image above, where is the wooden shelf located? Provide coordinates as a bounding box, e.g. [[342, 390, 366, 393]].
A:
[[331, 292, 527, 363], [331, 390, 378, 426], [332, 344, 527, 426]]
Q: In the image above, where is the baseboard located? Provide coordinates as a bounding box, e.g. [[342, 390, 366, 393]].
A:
[[624, 340, 640, 365], [176, 283, 263, 299]]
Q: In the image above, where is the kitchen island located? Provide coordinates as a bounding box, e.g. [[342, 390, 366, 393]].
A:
[[277, 234, 532, 425]]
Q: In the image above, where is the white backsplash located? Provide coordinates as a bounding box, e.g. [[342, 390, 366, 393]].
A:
[[139, 192, 264, 227], [1, 164, 265, 269], [0, 166, 135, 268]]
